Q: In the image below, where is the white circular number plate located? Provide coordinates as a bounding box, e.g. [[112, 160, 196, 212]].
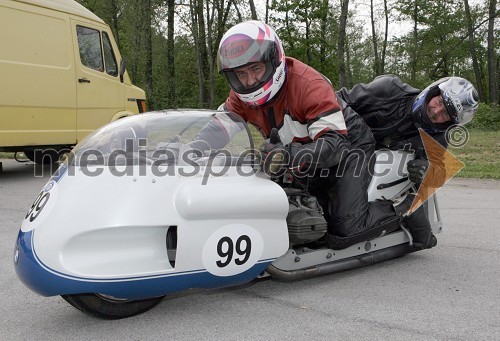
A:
[[202, 224, 264, 277], [21, 180, 58, 232]]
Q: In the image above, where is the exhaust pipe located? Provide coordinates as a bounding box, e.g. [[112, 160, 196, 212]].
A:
[[266, 244, 414, 281]]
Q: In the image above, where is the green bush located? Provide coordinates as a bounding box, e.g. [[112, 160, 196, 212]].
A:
[[467, 102, 500, 131]]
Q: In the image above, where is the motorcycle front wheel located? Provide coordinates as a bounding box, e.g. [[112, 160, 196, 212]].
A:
[[61, 293, 164, 319]]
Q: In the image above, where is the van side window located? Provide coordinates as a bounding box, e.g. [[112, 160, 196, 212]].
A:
[[76, 26, 104, 72], [102, 32, 118, 77]]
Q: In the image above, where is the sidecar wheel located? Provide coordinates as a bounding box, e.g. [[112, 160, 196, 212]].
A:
[[61, 294, 164, 319]]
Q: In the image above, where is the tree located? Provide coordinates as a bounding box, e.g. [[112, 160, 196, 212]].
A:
[[370, 0, 380, 76], [249, 0, 258, 20], [110, 0, 121, 49], [411, 0, 418, 82], [464, 0, 485, 101], [338, 0, 349, 87], [189, 0, 209, 107], [144, 0, 153, 108], [487, 0, 498, 104], [270, 0, 298, 54], [74, 0, 499, 114], [368, 0, 390, 76], [381, 0, 389, 74], [319, 0, 330, 66], [165, 0, 176, 107], [265, 0, 270, 23]]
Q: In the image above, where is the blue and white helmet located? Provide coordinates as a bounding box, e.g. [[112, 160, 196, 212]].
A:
[[412, 77, 479, 131]]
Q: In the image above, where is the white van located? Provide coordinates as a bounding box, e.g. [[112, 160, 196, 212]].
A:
[[0, 0, 146, 163]]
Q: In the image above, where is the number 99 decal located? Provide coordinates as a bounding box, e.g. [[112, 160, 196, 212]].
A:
[[202, 224, 264, 277], [21, 181, 58, 232]]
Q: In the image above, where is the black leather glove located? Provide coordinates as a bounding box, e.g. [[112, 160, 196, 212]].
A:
[[407, 158, 429, 184], [260, 128, 289, 176]]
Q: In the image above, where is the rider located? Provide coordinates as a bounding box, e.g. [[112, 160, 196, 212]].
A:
[[214, 21, 415, 249], [337, 75, 479, 249]]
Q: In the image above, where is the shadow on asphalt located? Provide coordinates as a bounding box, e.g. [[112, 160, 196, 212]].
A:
[[0, 159, 59, 182]]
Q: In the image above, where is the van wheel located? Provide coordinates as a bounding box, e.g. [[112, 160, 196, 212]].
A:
[[24, 149, 60, 164], [61, 294, 164, 320]]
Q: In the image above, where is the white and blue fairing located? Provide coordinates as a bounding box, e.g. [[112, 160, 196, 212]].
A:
[[14, 110, 289, 300]]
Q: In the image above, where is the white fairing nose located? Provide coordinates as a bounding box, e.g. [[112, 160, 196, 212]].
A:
[[16, 110, 289, 298]]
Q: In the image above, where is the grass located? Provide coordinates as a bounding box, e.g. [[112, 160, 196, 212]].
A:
[[449, 129, 500, 179], [0, 152, 15, 159]]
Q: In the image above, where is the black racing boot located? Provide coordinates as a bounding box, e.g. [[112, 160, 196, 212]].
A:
[[393, 193, 417, 217], [411, 234, 437, 251], [403, 203, 437, 251]]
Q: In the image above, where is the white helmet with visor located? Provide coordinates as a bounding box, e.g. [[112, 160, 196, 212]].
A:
[[439, 77, 478, 126], [412, 76, 479, 131]]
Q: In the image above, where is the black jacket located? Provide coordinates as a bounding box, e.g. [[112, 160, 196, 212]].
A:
[[337, 75, 448, 187], [337, 74, 447, 150]]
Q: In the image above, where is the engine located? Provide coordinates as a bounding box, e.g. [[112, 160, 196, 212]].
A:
[[285, 189, 328, 245]]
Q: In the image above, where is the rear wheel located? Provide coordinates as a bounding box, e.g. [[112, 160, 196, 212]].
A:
[[61, 294, 164, 319]]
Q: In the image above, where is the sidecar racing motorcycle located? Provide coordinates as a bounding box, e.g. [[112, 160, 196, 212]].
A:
[[14, 110, 442, 319]]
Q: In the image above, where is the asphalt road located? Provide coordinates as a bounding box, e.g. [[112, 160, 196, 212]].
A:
[[1, 158, 499, 340]]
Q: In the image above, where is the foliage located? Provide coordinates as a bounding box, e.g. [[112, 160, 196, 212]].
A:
[[467, 103, 500, 131], [74, 0, 499, 117]]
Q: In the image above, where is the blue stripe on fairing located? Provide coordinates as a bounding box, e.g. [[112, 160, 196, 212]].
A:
[[14, 230, 274, 300], [50, 163, 68, 183]]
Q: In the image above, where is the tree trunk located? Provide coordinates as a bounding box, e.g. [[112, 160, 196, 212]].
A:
[[370, 0, 380, 76], [129, 0, 143, 83], [215, 0, 234, 55], [464, 0, 485, 101], [144, 0, 153, 109], [338, 0, 349, 88], [265, 0, 269, 23], [411, 0, 418, 83], [284, 1, 295, 51], [442, 42, 449, 77], [233, 1, 243, 22], [487, 0, 498, 104], [497, 55, 500, 104], [431, 16, 497, 79], [211, 0, 234, 107], [381, 0, 388, 74], [249, 0, 258, 20], [110, 0, 120, 49], [189, 0, 205, 107], [166, 0, 176, 107], [305, 8, 312, 64], [319, 0, 329, 65], [205, 1, 216, 108], [197, 0, 210, 108], [346, 35, 353, 87]]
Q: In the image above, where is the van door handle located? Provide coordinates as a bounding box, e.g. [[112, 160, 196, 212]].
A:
[[78, 78, 91, 83]]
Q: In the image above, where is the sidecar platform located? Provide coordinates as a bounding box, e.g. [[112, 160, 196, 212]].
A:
[[266, 195, 442, 281]]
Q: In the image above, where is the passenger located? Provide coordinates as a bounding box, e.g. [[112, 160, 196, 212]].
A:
[[337, 75, 479, 249], [214, 21, 417, 250]]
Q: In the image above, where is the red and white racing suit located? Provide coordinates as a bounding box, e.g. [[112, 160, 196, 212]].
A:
[[221, 57, 401, 247]]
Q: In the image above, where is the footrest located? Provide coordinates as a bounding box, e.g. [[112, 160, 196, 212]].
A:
[[325, 217, 401, 250]]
